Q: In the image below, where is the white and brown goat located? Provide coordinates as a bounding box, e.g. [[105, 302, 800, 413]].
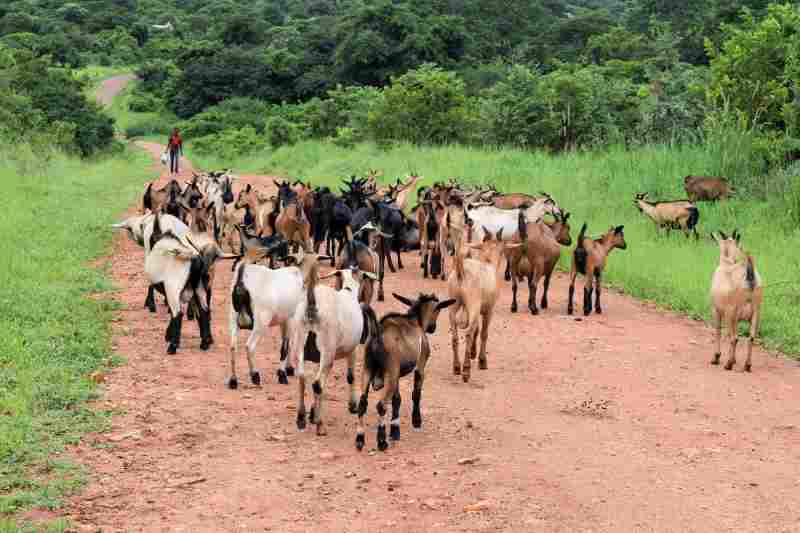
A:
[[634, 193, 699, 239], [709, 230, 763, 372]]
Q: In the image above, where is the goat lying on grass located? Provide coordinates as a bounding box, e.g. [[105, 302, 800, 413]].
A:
[[448, 228, 521, 383], [228, 247, 328, 389], [357, 293, 454, 451], [634, 193, 699, 239], [145, 214, 236, 354], [567, 223, 627, 316], [710, 230, 763, 372], [288, 266, 379, 436]]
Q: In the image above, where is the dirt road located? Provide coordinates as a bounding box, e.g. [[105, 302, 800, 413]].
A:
[[95, 74, 136, 107], [54, 135, 800, 532]]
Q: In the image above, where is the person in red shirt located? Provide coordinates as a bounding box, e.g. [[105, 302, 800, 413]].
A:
[[167, 128, 183, 175]]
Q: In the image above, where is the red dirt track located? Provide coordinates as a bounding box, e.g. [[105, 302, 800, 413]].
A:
[[54, 76, 800, 533]]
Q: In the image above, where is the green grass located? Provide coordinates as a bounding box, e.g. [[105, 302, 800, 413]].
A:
[[72, 65, 133, 97], [189, 139, 800, 355], [106, 81, 175, 140], [0, 145, 152, 528]]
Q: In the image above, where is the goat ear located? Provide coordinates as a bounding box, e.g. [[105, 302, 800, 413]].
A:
[[436, 298, 457, 310], [614, 225, 624, 235], [245, 184, 251, 192], [495, 228, 504, 241], [392, 293, 414, 307], [482, 226, 492, 242], [718, 230, 728, 240]]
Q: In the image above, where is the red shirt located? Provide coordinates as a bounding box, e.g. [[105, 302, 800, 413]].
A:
[[168, 133, 182, 150]]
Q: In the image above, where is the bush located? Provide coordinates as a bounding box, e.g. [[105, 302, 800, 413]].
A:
[[368, 64, 472, 145], [180, 97, 270, 138], [124, 116, 172, 139], [192, 126, 266, 159], [128, 92, 163, 113], [267, 116, 297, 148]]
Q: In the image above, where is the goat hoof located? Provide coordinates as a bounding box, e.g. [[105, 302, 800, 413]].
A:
[[529, 307, 539, 315], [277, 369, 288, 385], [724, 360, 735, 371], [167, 344, 177, 355], [479, 360, 488, 370], [250, 371, 261, 386], [200, 339, 211, 351], [309, 406, 316, 423], [355, 434, 365, 451], [583, 308, 591, 317], [412, 413, 421, 429], [296, 412, 306, 430], [377, 427, 388, 451], [453, 365, 461, 376], [744, 363, 752, 373], [390, 425, 400, 441], [348, 400, 357, 414], [227, 376, 238, 390], [286, 366, 295, 377], [510, 304, 518, 313], [504, 273, 511, 282], [710, 353, 721, 365], [316, 425, 327, 436], [462, 373, 470, 383], [146, 304, 156, 313], [595, 307, 602, 315], [541, 300, 548, 309], [378, 293, 385, 302]]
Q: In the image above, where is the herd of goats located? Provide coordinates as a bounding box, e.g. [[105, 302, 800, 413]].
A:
[[111, 169, 761, 451]]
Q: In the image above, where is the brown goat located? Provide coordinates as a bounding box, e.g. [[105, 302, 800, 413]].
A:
[[684, 175, 735, 202], [492, 191, 554, 210], [235, 184, 279, 237], [276, 198, 312, 252], [335, 226, 381, 303], [710, 230, 763, 372], [508, 211, 572, 314], [356, 292, 455, 451], [448, 228, 520, 382], [567, 223, 627, 316]]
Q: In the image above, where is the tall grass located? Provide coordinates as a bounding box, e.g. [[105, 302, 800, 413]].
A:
[[0, 146, 151, 527], [105, 81, 175, 139], [191, 139, 800, 355]]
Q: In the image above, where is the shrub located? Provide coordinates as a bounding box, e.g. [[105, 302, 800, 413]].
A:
[[180, 97, 270, 138], [368, 64, 472, 145], [192, 126, 266, 159], [267, 116, 297, 148], [128, 92, 163, 113]]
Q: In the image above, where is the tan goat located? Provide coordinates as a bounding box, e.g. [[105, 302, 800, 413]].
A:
[[710, 230, 763, 372], [448, 228, 521, 382], [567, 223, 627, 316], [634, 193, 699, 239], [276, 197, 313, 252]]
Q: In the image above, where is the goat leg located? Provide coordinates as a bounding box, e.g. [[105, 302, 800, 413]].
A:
[[710, 309, 722, 365], [412, 369, 424, 428], [541, 271, 551, 309], [528, 272, 539, 315], [450, 311, 461, 376], [167, 312, 183, 355], [390, 390, 402, 441], [724, 315, 738, 370], [594, 272, 602, 314], [145, 285, 157, 313], [384, 237, 397, 273], [510, 272, 519, 313], [478, 314, 491, 370]]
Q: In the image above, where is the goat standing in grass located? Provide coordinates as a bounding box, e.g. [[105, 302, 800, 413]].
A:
[[146, 214, 236, 354], [228, 247, 326, 389], [288, 266, 379, 436], [684, 175, 735, 202], [634, 193, 699, 239], [448, 228, 521, 383], [356, 293, 455, 451], [567, 223, 627, 316], [710, 230, 763, 372], [508, 211, 572, 314]]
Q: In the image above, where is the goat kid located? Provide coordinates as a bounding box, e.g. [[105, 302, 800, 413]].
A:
[[356, 293, 455, 451], [567, 223, 627, 316]]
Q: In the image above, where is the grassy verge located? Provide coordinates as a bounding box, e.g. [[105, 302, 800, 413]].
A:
[[0, 145, 152, 530], [189, 139, 800, 355], [105, 80, 175, 140]]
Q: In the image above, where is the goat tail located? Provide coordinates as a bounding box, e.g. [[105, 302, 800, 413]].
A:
[[517, 208, 528, 242], [577, 222, 587, 243], [305, 260, 320, 324], [686, 207, 700, 230], [745, 255, 756, 290], [142, 182, 154, 213]]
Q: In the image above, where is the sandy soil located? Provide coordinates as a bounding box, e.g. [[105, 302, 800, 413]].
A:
[[50, 79, 800, 533], [95, 74, 136, 107]]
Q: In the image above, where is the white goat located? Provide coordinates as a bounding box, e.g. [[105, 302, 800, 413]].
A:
[[710, 230, 763, 372], [145, 215, 235, 353], [288, 266, 378, 436], [227, 248, 329, 389], [466, 199, 561, 243]]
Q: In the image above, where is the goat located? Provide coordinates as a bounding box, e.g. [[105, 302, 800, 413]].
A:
[[508, 211, 572, 314], [356, 293, 455, 451], [709, 230, 763, 372], [634, 193, 699, 239], [466, 199, 562, 242], [228, 247, 329, 389], [417, 194, 445, 279], [288, 266, 379, 436], [204, 173, 235, 242], [276, 197, 313, 253], [567, 223, 627, 316], [142, 179, 182, 218], [448, 228, 521, 382], [336, 223, 390, 302], [684, 175, 735, 202], [492, 191, 554, 210], [392, 173, 421, 211], [146, 214, 236, 353], [311, 186, 336, 254], [232, 224, 288, 270], [235, 184, 279, 238], [370, 200, 405, 272]]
